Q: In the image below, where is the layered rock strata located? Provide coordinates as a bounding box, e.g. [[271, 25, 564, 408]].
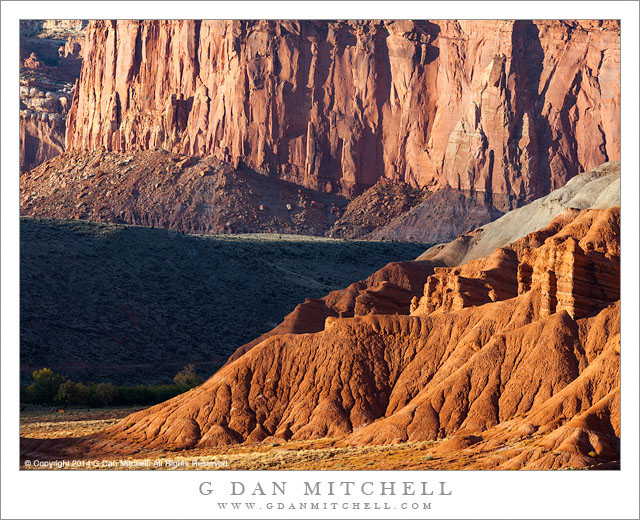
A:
[[412, 208, 619, 319], [224, 260, 438, 364], [225, 162, 620, 364]]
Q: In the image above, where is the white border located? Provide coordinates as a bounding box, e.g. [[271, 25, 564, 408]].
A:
[[2, 2, 639, 519]]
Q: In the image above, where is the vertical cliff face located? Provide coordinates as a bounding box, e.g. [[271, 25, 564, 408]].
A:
[[66, 19, 619, 204], [19, 113, 66, 173]]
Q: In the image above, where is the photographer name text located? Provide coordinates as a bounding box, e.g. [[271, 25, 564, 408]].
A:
[[199, 480, 452, 497]]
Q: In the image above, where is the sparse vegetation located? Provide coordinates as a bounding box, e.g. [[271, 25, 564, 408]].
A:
[[173, 364, 204, 387], [20, 217, 431, 385], [20, 406, 607, 471], [21, 366, 204, 407]]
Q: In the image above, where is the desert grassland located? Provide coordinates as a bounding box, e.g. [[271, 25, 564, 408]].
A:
[[20, 406, 146, 439], [20, 217, 431, 385], [20, 407, 547, 470]]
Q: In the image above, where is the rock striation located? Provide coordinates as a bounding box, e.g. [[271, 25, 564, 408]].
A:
[[20, 159, 621, 468], [66, 20, 619, 203], [412, 247, 519, 315], [224, 259, 438, 365], [412, 208, 619, 318], [228, 161, 619, 361]]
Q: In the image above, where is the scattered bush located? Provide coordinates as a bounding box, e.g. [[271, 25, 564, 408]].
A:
[[173, 364, 204, 388], [95, 382, 117, 406], [21, 218, 431, 386], [112, 384, 185, 406], [21, 366, 203, 407]]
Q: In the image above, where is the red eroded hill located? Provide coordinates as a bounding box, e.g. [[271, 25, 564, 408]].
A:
[[63, 207, 619, 469]]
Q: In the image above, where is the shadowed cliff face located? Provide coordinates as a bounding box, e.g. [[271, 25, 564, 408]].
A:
[[65, 20, 619, 205]]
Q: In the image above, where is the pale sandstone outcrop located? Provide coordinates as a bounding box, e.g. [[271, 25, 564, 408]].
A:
[[19, 20, 85, 172]]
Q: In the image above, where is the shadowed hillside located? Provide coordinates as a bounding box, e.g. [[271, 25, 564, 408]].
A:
[[20, 217, 430, 385]]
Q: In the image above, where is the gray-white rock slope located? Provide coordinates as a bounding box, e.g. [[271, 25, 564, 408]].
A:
[[418, 161, 620, 266]]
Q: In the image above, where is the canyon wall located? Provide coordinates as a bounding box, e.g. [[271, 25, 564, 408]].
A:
[[66, 20, 619, 205]]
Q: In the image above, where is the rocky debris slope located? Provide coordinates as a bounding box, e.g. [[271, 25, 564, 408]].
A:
[[21, 20, 87, 40], [20, 147, 501, 242], [74, 206, 619, 469], [327, 179, 429, 238], [66, 20, 619, 204], [419, 160, 620, 266], [20, 150, 350, 235], [20, 20, 86, 172], [367, 186, 505, 242], [24, 149, 495, 241]]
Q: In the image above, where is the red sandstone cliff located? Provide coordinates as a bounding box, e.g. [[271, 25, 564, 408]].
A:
[[19, 114, 66, 173], [66, 20, 619, 205], [411, 208, 619, 317]]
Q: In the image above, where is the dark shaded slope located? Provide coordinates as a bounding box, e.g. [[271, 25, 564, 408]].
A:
[[20, 217, 430, 384]]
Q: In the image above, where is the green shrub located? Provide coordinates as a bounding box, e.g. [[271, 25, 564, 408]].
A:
[[95, 382, 117, 406], [113, 384, 185, 406], [20, 368, 196, 407], [84, 382, 100, 407], [25, 368, 65, 404], [55, 380, 88, 405], [21, 218, 431, 386], [173, 364, 204, 388]]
